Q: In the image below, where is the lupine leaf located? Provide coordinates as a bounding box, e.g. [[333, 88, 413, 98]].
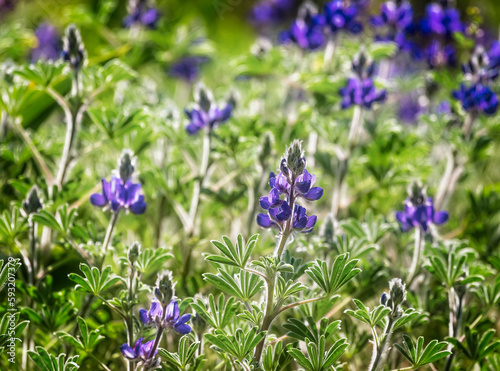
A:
[[395, 335, 451, 367]]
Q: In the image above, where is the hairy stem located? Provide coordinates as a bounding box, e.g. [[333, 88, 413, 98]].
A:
[[462, 111, 476, 140], [407, 227, 423, 286], [100, 211, 120, 268], [369, 317, 395, 371], [348, 105, 363, 145]]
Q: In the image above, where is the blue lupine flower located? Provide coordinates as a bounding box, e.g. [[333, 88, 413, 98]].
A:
[[420, 2, 463, 39], [90, 176, 147, 214], [139, 300, 192, 334], [462, 44, 500, 83], [257, 140, 322, 234], [124, 0, 161, 29], [398, 94, 425, 124], [31, 23, 60, 62], [436, 100, 451, 115], [371, 0, 413, 48], [279, 3, 326, 50], [169, 56, 208, 83], [488, 41, 500, 70], [395, 197, 448, 232], [184, 102, 232, 135], [121, 337, 157, 360], [323, 0, 362, 34], [339, 77, 387, 109], [250, 0, 296, 25], [425, 40, 457, 68], [452, 83, 499, 116]]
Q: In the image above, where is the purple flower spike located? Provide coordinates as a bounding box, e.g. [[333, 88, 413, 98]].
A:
[[339, 77, 387, 110], [90, 176, 146, 215], [170, 56, 209, 83], [121, 338, 157, 360], [250, 0, 296, 26], [138, 299, 192, 335], [323, 0, 362, 34], [420, 2, 463, 39], [279, 2, 326, 50], [452, 83, 499, 116], [184, 103, 233, 135], [256, 140, 321, 236], [31, 23, 61, 62], [396, 196, 448, 232], [124, 0, 161, 29]]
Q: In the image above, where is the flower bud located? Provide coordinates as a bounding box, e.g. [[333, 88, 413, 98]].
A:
[[61, 25, 85, 71], [119, 149, 136, 182], [408, 180, 425, 206], [155, 271, 175, 305], [191, 312, 207, 334], [22, 186, 43, 216], [128, 242, 141, 265], [285, 140, 306, 176], [388, 278, 406, 309], [380, 292, 388, 306], [352, 47, 374, 79], [194, 83, 213, 113]]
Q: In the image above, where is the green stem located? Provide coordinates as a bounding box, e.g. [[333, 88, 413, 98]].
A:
[[462, 111, 476, 140], [348, 105, 363, 146], [277, 296, 326, 315], [99, 211, 120, 268], [407, 227, 423, 286], [88, 352, 112, 371], [369, 317, 395, 371]]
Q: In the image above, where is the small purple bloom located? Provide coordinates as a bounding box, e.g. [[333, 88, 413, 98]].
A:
[[436, 100, 451, 115], [31, 23, 61, 62], [139, 300, 192, 335], [420, 2, 463, 39], [371, 1, 413, 48], [292, 205, 317, 233], [184, 103, 232, 135], [395, 197, 448, 232], [250, 0, 296, 25], [169, 56, 208, 83], [339, 77, 387, 109], [425, 40, 457, 69], [121, 337, 157, 360], [279, 2, 326, 50], [398, 94, 425, 124], [323, 0, 362, 34], [124, 0, 161, 29], [452, 83, 499, 116], [90, 176, 146, 214]]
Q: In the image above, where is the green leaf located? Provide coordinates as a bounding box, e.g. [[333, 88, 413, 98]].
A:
[[158, 335, 205, 371], [191, 293, 240, 330], [28, 346, 79, 371], [203, 269, 263, 302], [395, 335, 451, 367], [345, 299, 391, 328], [206, 234, 259, 269], [68, 264, 124, 296], [204, 327, 266, 362]]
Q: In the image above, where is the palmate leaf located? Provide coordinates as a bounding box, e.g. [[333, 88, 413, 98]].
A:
[[134, 247, 173, 279], [274, 276, 307, 307], [0, 312, 29, 349], [0, 207, 27, 244], [394, 335, 451, 367], [191, 293, 240, 330], [204, 327, 266, 362], [13, 61, 67, 87], [56, 317, 104, 352], [31, 205, 79, 237], [28, 346, 79, 371], [0, 83, 37, 117], [288, 335, 348, 371], [262, 342, 294, 371], [306, 253, 361, 296], [238, 304, 264, 326], [284, 316, 342, 345], [22, 302, 74, 332], [447, 328, 500, 364], [203, 269, 263, 302], [206, 234, 259, 269], [344, 299, 391, 328], [87, 107, 147, 139], [0, 258, 21, 292], [158, 335, 205, 371], [68, 264, 124, 296]]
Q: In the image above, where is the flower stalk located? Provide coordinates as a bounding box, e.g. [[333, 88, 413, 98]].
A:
[[407, 227, 423, 286]]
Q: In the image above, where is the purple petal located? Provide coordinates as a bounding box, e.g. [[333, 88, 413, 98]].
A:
[[165, 300, 179, 322], [304, 187, 323, 201], [433, 211, 449, 225], [130, 196, 147, 214], [175, 313, 191, 325], [139, 309, 150, 325], [90, 193, 107, 207], [257, 213, 275, 228], [149, 301, 162, 319], [174, 323, 192, 334], [121, 343, 137, 359]]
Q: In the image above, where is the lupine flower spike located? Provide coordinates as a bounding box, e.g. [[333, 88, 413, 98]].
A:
[[90, 150, 147, 214], [124, 0, 161, 29], [61, 25, 85, 72], [184, 84, 233, 135], [31, 23, 60, 62], [279, 2, 326, 50], [395, 182, 448, 232], [257, 140, 323, 234]]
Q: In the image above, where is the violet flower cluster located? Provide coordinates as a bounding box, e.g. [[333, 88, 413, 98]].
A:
[[339, 50, 387, 110], [31, 23, 60, 62], [279, 0, 362, 50], [395, 186, 448, 232], [184, 85, 232, 135], [257, 140, 323, 234], [250, 0, 296, 26], [140, 300, 192, 334], [124, 0, 161, 29], [90, 151, 146, 214], [169, 56, 209, 83]]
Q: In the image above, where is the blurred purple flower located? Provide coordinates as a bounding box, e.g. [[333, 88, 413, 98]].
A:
[[279, 3, 326, 50], [436, 100, 451, 115], [396, 197, 448, 232], [184, 102, 232, 135], [339, 77, 387, 109], [90, 176, 146, 214], [0, 0, 16, 13], [124, 0, 161, 29], [139, 300, 192, 334], [169, 56, 208, 83], [31, 23, 60, 62], [398, 94, 425, 124], [323, 0, 362, 34], [371, 0, 413, 48], [425, 40, 457, 68], [121, 338, 157, 360], [420, 2, 463, 39], [250, 0, 296, 25], [452, 83, 499, 116]]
